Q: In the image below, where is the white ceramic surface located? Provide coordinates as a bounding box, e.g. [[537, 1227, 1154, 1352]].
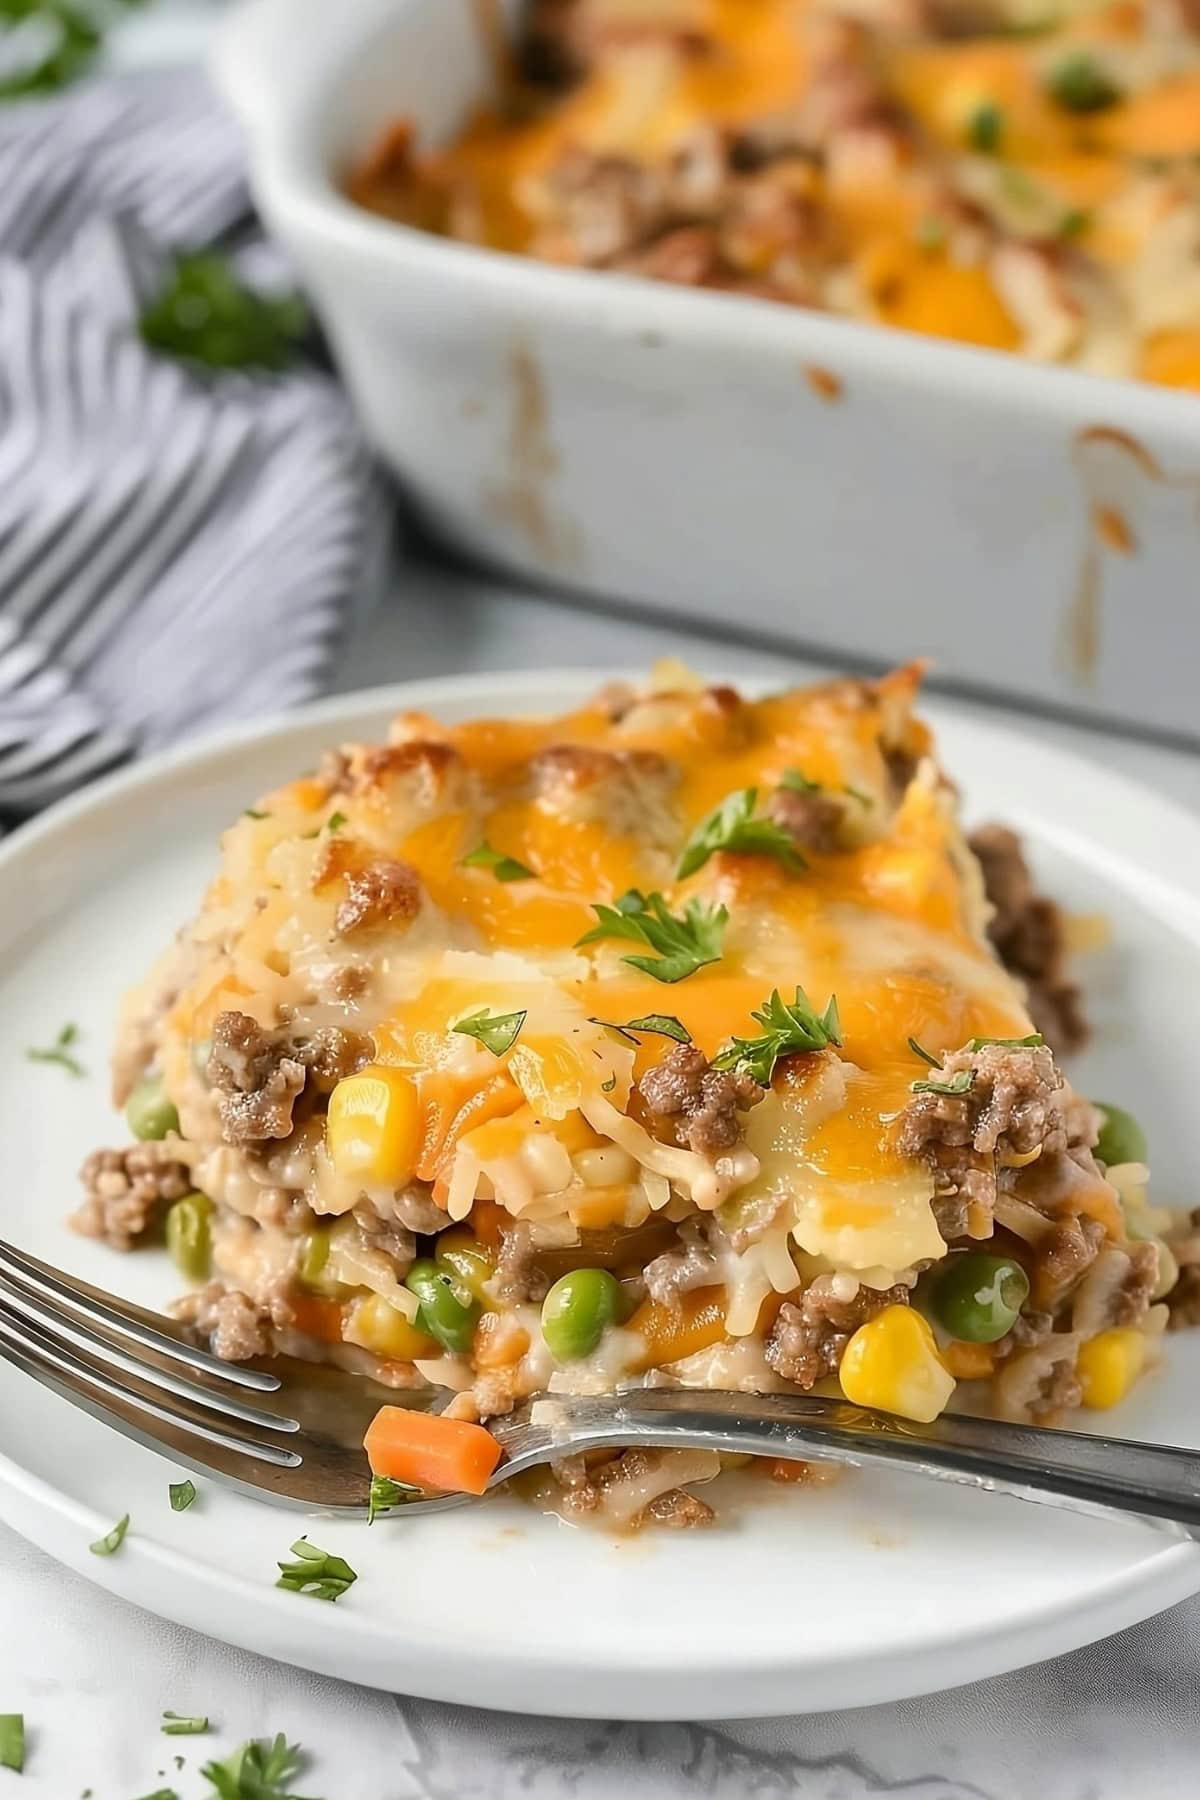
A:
[[211, 0, 1200, 740], [1, 670, 1199, 1720]]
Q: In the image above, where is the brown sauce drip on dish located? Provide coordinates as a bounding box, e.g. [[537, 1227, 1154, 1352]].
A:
[[803, 365, 844, 403], [485, 343, 581, 566], [1063, 424, 1200, 686]]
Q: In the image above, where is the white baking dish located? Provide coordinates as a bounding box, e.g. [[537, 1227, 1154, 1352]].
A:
[[214, 0, 1200, 738]]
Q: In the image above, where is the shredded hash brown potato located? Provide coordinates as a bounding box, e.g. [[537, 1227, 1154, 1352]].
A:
[[75, 667, 1185, 1526], [347, 0, 1200, 389]]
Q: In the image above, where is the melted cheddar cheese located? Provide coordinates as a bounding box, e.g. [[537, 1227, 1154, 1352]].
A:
[[348, 0, 1200, 388]]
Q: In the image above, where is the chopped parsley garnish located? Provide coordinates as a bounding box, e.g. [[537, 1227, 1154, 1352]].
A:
[[134, 1789, 179, 1800], [26, 1020, 84, 1077], [781, 768, 871, 808], [577, 889, 728, 984], [712, 987, 841, 1086], [907, 1036, 941, 1067], [139, 253, 308, 373], [367, 1474, 417, 1524], [677, 787, 804, 879], [169, 1479, 197, 1513], [966, 1033, 1044, 1051], [1059, 207, 1092, 240], [162, 1712, 210, 1736], [601, 1073, 617, 1093], [325, 811, 347, 833], [1047, 53, 1122, 113], [276, 1538, 357, 1603], [451, 1006, 526, 1057], [591, 1014, 692, 1045], [462, 841, 535, 883], [200, 1734, 314, 1799], [89, 1512, 130, 1556], [0, 1714, 23, 1773], [0, 0, 147, 99], [243, 808, 270, 821], [967, 100, 1004, 153], [912, 1070, 974, 1096]]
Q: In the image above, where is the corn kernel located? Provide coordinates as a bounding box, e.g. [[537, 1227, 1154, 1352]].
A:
[[1077, 1327, 1146, 1410], [839, 1304, 956, 1424], [345, 1292, 436, 1362], [326, 1064, 420, 1185]]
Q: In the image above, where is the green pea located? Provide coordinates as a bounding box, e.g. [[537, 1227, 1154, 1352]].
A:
[[404, 1258, 480, 1354], [125, 1076, 179, 1142], [166, 1192, 214, 1282], [1094, 1101, 1147, 1169], [932, 1254, 1029, 1344], [297, 1228, 332, 1290], [435, 1235, 495, 1306], [541, 1268, 622, 1363]]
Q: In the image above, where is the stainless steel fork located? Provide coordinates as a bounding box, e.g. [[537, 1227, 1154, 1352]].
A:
[[2, 1235, 1200, 1532]]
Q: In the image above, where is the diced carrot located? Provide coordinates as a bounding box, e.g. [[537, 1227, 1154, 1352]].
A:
[[415, 1071, 524, 1184], [287, 1292, 347, 1345], [942, 1339, 996, 1381], [364, 1406, 503, 1495]]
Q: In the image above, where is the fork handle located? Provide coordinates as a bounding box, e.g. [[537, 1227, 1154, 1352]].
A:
[[499, 1390, 1200, 1537]]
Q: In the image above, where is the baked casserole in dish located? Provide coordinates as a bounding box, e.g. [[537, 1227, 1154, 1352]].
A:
[[75, 669, 1198, 1522], [350, 0, 1200, 390]]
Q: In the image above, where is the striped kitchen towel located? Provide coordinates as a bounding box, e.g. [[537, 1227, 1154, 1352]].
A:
[[0, 69, 391, 818]]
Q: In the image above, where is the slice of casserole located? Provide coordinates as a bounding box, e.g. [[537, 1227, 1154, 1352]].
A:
[[74, 668, 1182, 1520]]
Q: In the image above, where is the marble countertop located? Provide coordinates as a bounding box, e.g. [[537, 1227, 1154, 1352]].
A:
[[3, 552, 1200, 1798]]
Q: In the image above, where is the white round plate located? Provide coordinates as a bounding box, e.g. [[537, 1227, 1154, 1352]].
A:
[[1, 671, 1199, 1720]]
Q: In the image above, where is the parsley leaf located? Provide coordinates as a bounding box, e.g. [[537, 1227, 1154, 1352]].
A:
[[1047, 53, 1122, 113], [966, 1033, 1044, 1051], [677, 787, 805, 879], [325, 811, 347, 834], [243, 808, 270, 821], [911, 1070, 974, 1096], [451, 1007, 526, 1056], [601, 1073, 617, 1092], [967, 100, 1004, 152], [367, 1474, 418, 1524], [134, 1789, 179, 1800], [907, 1036, 941, 1067], [592, 1013, 692, 1045], [0, 0, 147, 100], [1059, 207, 1092, 240], [712, 987, 841, 1085], [577, 889, 728, 984], [199, 1734, 316, 1800], [163, 1711, 210, 1736], [139, 253, 308, 373], [26, 1020, 84, 1077], [89, 1512, 130, 1556], [276, 1538, 357, 1603], [782, 768, 871, 808], [462, 841, 535, 883], [169, 1478, 197, 1512], [0, 1715, 23, 1773]]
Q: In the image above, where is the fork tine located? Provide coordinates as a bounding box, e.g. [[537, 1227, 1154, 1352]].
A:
[[0, 1296, 302, 1468], [0, 1266, 298, 1435], [0, 1238, 280, 1391]]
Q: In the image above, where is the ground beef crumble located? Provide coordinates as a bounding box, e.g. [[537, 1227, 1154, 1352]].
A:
[[765, 783, 844, 853], [895, 1040, 1070, 1241], [766, 1276, 910, 1388], [206, 1011, 372, 1146], [550, 1449, 716, 1529], [73, 1144, 191, 1249], [173, 1279, 294, 1362], [635, 1043, 764, 1156], [969, 823, 1086, 1054], [491, 1219, 550, 1304]]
